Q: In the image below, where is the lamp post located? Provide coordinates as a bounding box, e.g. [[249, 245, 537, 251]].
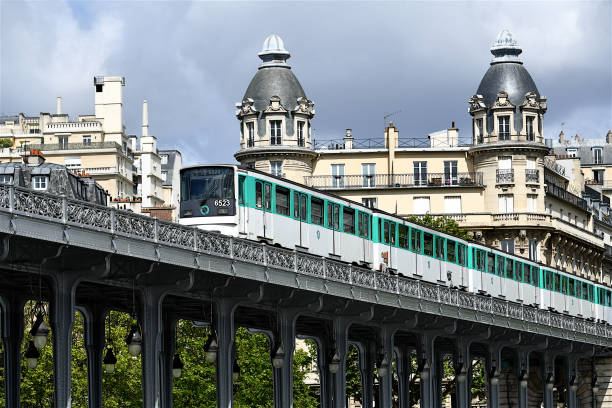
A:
[[125, 323, 142, 357], [272, 343, 285, 369], [30, 312, 49, 350], [172, 354, 184, 379], [204, 331, 218, 363], [329, 349, 341, 374], [103, 347, 117, 373], [24, 340, 40, 369]]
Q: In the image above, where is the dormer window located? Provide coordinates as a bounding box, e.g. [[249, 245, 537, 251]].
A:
[[526, 116, 535, 141], [498, 116, 510, 140], [593, 147, 603, 164], [247, 122, 255, 147], [297, 121, 305, 147], [32, 175, 48, 191], [270, 120, 282, 145], [476, 118, 484, 143], [567, 148, 577, 158]]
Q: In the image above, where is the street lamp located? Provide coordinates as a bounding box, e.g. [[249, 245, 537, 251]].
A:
[[204, 332, 218, 363], [377, 355, 389, 378], [24, 340, 40, 369], [30, 312, 49, 350], [103, 347, 117, 373], [272, 343, 285, 369], [125, 323, 142, 357], [172, 354, 184, 379], [328, 349, 341, 374]]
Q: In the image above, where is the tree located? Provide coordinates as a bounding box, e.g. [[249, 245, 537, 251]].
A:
[[0, 138, 13, 149], [405, 214, 470, 240]]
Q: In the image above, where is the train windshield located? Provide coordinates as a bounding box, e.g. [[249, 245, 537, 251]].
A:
[[181, 167, 234, 201]]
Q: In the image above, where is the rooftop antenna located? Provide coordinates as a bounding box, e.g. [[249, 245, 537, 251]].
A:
[[384, 110, 401, 127]]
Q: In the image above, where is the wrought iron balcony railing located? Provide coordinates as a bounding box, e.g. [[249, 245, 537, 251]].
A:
[[545, 183, 588, 212], [305, 172, 483, 189], [26, 142, 121, 151], [496, 169, 514, 184], [525, 169, 540, 183]]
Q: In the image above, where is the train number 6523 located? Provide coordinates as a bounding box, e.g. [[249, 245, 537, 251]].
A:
[[214, 199, 231, 207]]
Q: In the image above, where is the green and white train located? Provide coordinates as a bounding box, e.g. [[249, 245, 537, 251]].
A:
[[179, 164, 612, 324]]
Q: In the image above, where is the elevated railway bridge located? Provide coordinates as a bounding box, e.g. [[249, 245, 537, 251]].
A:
[[0, 185, 610, 408]]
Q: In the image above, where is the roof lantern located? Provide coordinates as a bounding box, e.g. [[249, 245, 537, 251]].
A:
[[490, 29, 523, 64], [258, 34, 291, 68]]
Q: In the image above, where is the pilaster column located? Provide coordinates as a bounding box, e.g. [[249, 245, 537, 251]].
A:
[[1, 294, 25, 408], [80, 305, 106, 408], [566, 357, 578, 408], [216, 298, 237, 408], [317, 338, 331, 408], [161, 313, 177, 408], [416, 332, 437, 408], [516, 350, 530, 408], [455, 337, 471, 408], [140, 286, 167, 408], [542, 353, 555, 408], [485, 344, 503, 408], [396, 345, 411, 408], [357, 341, 375, 408], [330, 318, 349, 408], [378, 326, 394, 408], [272, 308, 297, 408]]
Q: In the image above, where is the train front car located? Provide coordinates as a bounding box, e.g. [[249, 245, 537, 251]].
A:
[[179, 165, 239, 236]]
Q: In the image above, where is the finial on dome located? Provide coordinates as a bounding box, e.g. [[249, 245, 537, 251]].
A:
[[490, 29, 523, 64], [258, 34, 291, 68]]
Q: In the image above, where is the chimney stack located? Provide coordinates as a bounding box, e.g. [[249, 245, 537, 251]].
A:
[[142, 100, 149, 137], [56, 96, 62, 115], [343, 128, 353, 149], [559, 130, 565, 144], [606, 130, 612, 144]]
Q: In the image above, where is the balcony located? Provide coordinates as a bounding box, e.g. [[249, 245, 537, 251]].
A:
[[73, 167, 119, 176], [304, 172, 483, 190], [313, 136, 473, 150], [545, 183, 588, 212], [496, 169, 514, 184], [525, 169, 539, 183], [27, 142, 121, 152], [45, 121, 102, 132]]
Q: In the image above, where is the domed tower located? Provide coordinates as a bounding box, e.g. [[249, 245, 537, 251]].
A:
[[467, 30, 551, 258], [234, 34, 317, 183]]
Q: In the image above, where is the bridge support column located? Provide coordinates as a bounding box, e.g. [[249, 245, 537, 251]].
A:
[[542, 353, 555, 408], [516, 350, 530, 408], [81, 305, 106, 408], [566, 357, 578, 408], [317, 338, 331, 408], [357, 341, 374, 408], [485, 344, 503, 408], [161, 313, 176, 408], [417, 333, 437, 408], [140, 287, 167, 408], [216, 299, 237, 408], [51, 271, 79, 408], [1, 294, 25, 408], [330, 318, 349, 408], [455, 337, 471, 408], [396, 344, 412, 408], [378, 326, 394, 408], [272, 308, 297, 408]]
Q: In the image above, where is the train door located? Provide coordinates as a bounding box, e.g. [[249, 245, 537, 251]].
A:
[[238, 175, 247, 235], [294, 192, 308, 248], [327, 202, 340, 256], [255, 180, 273, 240]]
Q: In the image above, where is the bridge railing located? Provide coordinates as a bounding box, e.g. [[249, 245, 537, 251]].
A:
[[0, 184, 609, 343]]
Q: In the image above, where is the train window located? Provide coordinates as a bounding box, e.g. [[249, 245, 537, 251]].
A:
[[399, 225, 409, 249], [575, 282, 581, 299], [264, 183, 272, 211], [255, 182, 263, 208], [327, 203, 340, 230], [300, 194, 307, 221], [531, 266, 539, 287], [382, 221, 390, 244], [343, 208, 355, 234], [276, 187, 290, 215], [358, 212, 370, 238], [311, 198, 323, 225], [514, 261, 522, 281], [411, 229, 422, 253], [607, 290, 611, 306], [238, 176, 245, 204], [435, 236, 445, 259], [487, 253, 495, 275], [554, 273, 561, 292], [545, 271, 552, 290], [561, 277, 568, 295], [582, 283, 588, 300], [524, 264, 532, 284], [496, 256, 505, 277], [446, 240, 456, 263], [588, 285, 594, 302], [474, 249, 485, 271], [390, 223, 396, 245], [457, 244, 466, 266], [569, 279, 575, 297], [506, 258, 514, 279], [423, 233, 433, 256]]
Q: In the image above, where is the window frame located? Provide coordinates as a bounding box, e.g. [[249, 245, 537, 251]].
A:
[[32, 175, 48, 191]]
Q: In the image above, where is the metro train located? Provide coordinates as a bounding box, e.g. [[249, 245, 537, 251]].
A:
[[179, 164, 612, 325]]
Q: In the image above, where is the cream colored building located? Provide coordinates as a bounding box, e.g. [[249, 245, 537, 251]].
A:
[[0, 76, 180, 219], [235, 32, 611, 288]]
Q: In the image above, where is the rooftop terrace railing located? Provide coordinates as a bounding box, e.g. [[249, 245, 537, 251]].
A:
[[0, 184, 608, 345], [305, 172, 483, 189], [545, 182, 589, 212], [26, 142, 121, 151], [313, 137, 473, 150]]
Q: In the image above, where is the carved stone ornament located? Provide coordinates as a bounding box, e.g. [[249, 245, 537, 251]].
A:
[[264, 95, 287, 113], [468, 94, 486, 113], [520, 92, 539, 110], [294, 97, 315, 115], [237, 98, 257, 117], [491, 91, 514, 109]]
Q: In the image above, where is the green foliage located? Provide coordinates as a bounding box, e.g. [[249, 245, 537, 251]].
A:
[[0, 138, 13, 149], [405, 214, 470, 240], [345, 344, 362, 402]]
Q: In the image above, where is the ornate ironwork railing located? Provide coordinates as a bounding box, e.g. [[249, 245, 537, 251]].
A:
[[26, 142, 121, 151], [496, 169, 514, 184], [313, 137, 473, 150], [545, 183, 588, 212], [525, 169, 539, 183], [305, 172, 483, 189], [0, 184, 609, 344]]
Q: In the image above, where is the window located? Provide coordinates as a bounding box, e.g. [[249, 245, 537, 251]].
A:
[[473, 249, 485, 271], [526, 157, 536, 169], [297, 121, 305, 147], [161, 171, 168, 182], [58, 136, 68, 149], [399, 225, 409, 249], [83, 135, 91, 145], [276, 187, 290, 215], [498, 115, 510, 140], [567, 148, 577, 158], [247, 122, 255, 147], [238, 176, 245, 204], [498, 194, 514, 213], [331, 164, 345, 188], [423, 232, 433, 256], [414, 161, 427, 186], [527, 194, 537, 212], [411, 229, 422, 253], [270, 120, 282, 145], [476, 118, 484, 143], [506, 258, 514, 279], [311, 197, 323, 225], [593, 147, 603, 164], [593, 169, 604, 183], [358, 212, 370, 238], [264, 183, 272, 211], [435, 236, 445, 259], [500, 239, 514, 254], [457, 244, 466, 266], [496, 256, 505, 276], [327, 202, 340, 230], [362, 163, 376, 187], [413, 197, 430, 215], [160, 155, 168, 165], [444, 161, 458, 185], [32, 175, 48, 190], [0, 175, 12, 184], [526, 116, 535, 141], [528, 239, 538, 261], [381, 220, 396, 245], [270, 161, 283, 177], [498, 156, 512, 170], [447, 240, 456, 263], [487, 253, 495, 274], [444, 196, 461, 214], [362, 197, 377, 209], [343, 208, 355, 234]]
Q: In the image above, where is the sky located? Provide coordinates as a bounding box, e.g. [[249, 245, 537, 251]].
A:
[[1, 1, 611, 166]]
